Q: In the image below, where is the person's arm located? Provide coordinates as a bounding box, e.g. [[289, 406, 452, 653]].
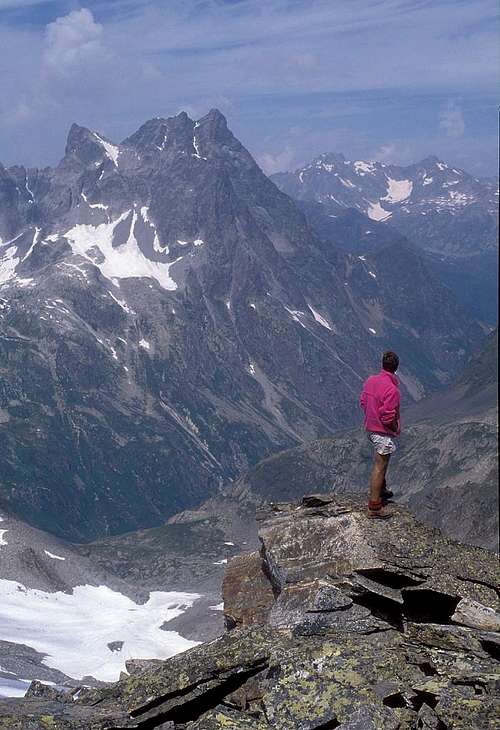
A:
[[360, 389, 367, 411], [379, 385, 400, 431]]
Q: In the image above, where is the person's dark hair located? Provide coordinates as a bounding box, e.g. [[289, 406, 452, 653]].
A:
[[382, 351, 399, 373]]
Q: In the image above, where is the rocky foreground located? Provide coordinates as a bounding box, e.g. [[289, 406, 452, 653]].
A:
[[1, 495, 499, 729]]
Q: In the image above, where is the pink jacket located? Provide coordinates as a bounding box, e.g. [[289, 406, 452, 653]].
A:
[[360, 369, 401, 436]]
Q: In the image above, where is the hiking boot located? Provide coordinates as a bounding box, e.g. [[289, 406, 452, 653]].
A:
[[367, 500, 394, 519], [381, 487, 394, 503]]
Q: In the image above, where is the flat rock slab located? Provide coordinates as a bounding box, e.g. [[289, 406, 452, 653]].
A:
[[2, 495, 499, 728]]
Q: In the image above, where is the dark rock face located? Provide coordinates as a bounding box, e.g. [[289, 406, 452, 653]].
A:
[[0, 111, 483, 541], [2, 496, 498, 728], [222, 552, 275, 629], [273, 155, 499, 324]]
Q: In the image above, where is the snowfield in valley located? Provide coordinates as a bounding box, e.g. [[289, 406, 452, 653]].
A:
[[0, 580, 200, 683]]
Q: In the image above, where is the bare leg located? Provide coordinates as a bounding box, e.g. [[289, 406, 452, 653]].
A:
[[369, 452, 391, 503]]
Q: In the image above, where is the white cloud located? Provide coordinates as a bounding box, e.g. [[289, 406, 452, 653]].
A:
[[439, 102, 465, 138], [370, 142, 416, 166], [43, 8, 106, 73], [258, 145, 296, 175]]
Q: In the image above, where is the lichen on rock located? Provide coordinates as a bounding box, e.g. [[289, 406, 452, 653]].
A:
[[0, 495, 498, 728]]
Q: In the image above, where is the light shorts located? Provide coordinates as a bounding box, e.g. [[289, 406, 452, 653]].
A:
[[367, 432, 397, 456]]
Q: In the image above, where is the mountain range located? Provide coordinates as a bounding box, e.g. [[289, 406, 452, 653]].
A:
[[0, 110, 486, 541], [273, 154, 498, 323]]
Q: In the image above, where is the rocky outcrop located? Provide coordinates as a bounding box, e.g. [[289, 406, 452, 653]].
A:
[[222, 552, 275, 629], [1, 495, 498, 728]]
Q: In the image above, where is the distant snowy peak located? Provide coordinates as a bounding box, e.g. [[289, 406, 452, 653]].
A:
[[273, 153, 497, 221]]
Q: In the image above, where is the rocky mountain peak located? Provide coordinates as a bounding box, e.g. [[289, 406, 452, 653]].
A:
[[193, 108, 253, 167], [63, 123, 120, 169], [65, 122, 93, 152], [117, 110, 232, 164], [197, 107, 229, 137], [123, 112, 195, 155], [3, 493, 498, 728]]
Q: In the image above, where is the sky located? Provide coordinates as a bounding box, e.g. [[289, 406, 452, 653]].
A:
[[0, 0, 498, 176]]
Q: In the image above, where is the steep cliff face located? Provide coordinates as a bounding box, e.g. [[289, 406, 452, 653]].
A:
[[1, 495, 498, 728]]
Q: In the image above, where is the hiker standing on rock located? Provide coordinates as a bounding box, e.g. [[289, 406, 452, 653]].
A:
[[360, 351, 400, 519]]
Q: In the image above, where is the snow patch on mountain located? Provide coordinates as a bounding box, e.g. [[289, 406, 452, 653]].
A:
[[0, 243, 19, 286], [308, 304, 332, 331], [0, 580, 200, 683], [93, 133, 120, 166], [25, 176, 35, 203], [140, 206, 165, 253], [64, 211, 180, 291], [109, 291, 135, 315], [366, 201, 391, 221], [209, 602, 224, 611], [44, 550, 66, 561], [448, 191, 472, 206], [0, 530, 8, 547], [339, 177, 356, 189], [382, 178, 413, 203], [284, 306, 307, 329], [81, 192, 108, 212], [354, 161, 376, 175], [192, 123, 207, 160]]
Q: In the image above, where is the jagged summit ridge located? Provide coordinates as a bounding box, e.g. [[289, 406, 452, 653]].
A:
[[0, 109, 247, 293], [62, 109, 232, 169]]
